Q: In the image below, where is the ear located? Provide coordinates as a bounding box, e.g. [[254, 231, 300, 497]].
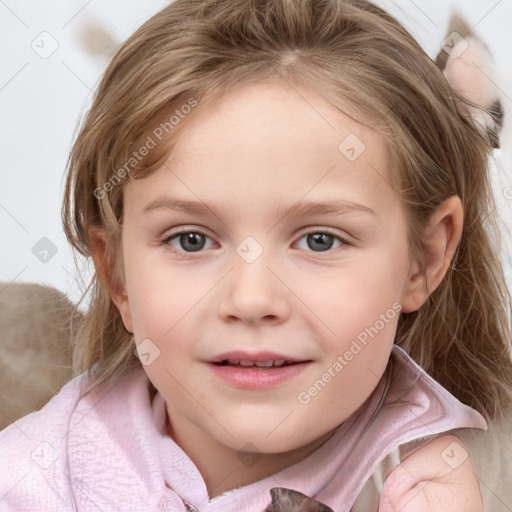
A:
[[89, 226, 134, 333], [401, 196, 463, 313]]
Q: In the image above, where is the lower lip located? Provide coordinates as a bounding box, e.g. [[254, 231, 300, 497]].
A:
[[208, 362, 310, 389]]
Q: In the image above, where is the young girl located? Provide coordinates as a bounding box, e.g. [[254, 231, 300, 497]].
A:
[[1, 0, 511, 510]]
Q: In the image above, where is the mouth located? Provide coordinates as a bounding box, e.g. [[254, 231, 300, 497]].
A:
[[207, 351, 312, 388], [213, 359, 300, 369], [208, 350, 309, 367]]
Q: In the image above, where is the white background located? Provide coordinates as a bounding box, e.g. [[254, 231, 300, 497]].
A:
[[1, 0, 511, 305]]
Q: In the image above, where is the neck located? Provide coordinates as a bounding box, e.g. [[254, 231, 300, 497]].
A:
[[165, 407, 338, 499]]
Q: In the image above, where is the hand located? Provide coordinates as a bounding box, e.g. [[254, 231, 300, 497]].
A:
[[378, 435, 484, 512]]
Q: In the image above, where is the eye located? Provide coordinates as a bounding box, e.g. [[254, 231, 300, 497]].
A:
[[161, 228, 348, 255], [162, 230, 215, 253], [295, 229, 347, 253]]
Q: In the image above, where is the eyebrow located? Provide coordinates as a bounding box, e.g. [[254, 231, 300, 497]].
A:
[[143, 197, 376, 219]]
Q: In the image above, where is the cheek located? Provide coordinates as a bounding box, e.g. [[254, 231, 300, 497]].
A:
[[304, 259, 405, 336], [299, 295, 400, 429], [298, 254, 404, 386], [124, 255, 212, 348], [129, 280, 191, 341]]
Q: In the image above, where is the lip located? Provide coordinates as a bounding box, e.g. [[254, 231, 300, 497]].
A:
[[207, 350, 312, 389]]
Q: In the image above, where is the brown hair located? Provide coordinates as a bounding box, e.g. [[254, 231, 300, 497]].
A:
[[62, 0, 512, 421]]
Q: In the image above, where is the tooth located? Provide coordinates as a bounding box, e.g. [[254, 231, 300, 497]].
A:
[[227, 359, 240, 365], [239, 360, 255, 367], [273, 360, 285, 367], [255, 361, 274, 367]]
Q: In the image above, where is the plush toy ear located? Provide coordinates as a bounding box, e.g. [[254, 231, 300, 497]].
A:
[[435, 13, 504, 148], [75, 17, 118, 59], [265, 487, 334, 512]]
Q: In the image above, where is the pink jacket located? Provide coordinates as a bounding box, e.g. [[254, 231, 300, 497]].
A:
[[0, 345, 486, 511]]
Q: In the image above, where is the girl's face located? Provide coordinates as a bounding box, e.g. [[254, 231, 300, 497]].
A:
[[117, 80, 418, 459]]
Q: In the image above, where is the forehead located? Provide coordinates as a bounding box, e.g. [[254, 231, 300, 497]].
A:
[[124, 80, 399, 218]]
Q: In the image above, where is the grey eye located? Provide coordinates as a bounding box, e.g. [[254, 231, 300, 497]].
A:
[[165, 231, 213, 252], [296, 232, 344, 252]]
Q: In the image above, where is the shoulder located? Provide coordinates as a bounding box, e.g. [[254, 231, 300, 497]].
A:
[[0, 373, 86, 508], [0, 371, 85, 443], [379, 434, 484, 512]]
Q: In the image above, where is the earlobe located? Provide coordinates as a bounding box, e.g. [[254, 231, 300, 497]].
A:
[[401, 196, 463, 313], [116, 294, 134, 333], [89, 226, 134, 333]]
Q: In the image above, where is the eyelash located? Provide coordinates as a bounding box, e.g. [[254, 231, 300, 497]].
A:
[[160, 228, 349, 256]]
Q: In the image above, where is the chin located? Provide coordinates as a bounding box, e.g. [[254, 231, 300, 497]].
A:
[[221, 425, 316, 455]]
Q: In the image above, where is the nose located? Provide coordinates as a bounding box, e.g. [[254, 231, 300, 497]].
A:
[[217, 251, 290, 325]]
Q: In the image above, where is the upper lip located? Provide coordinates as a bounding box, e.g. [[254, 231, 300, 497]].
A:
[[207, 351, 308, 363]]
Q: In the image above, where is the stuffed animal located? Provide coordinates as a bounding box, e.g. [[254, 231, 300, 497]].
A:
[[435, 13, 504, 148], [0, 283, 77, 430], [265, 488, 334, 512]]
